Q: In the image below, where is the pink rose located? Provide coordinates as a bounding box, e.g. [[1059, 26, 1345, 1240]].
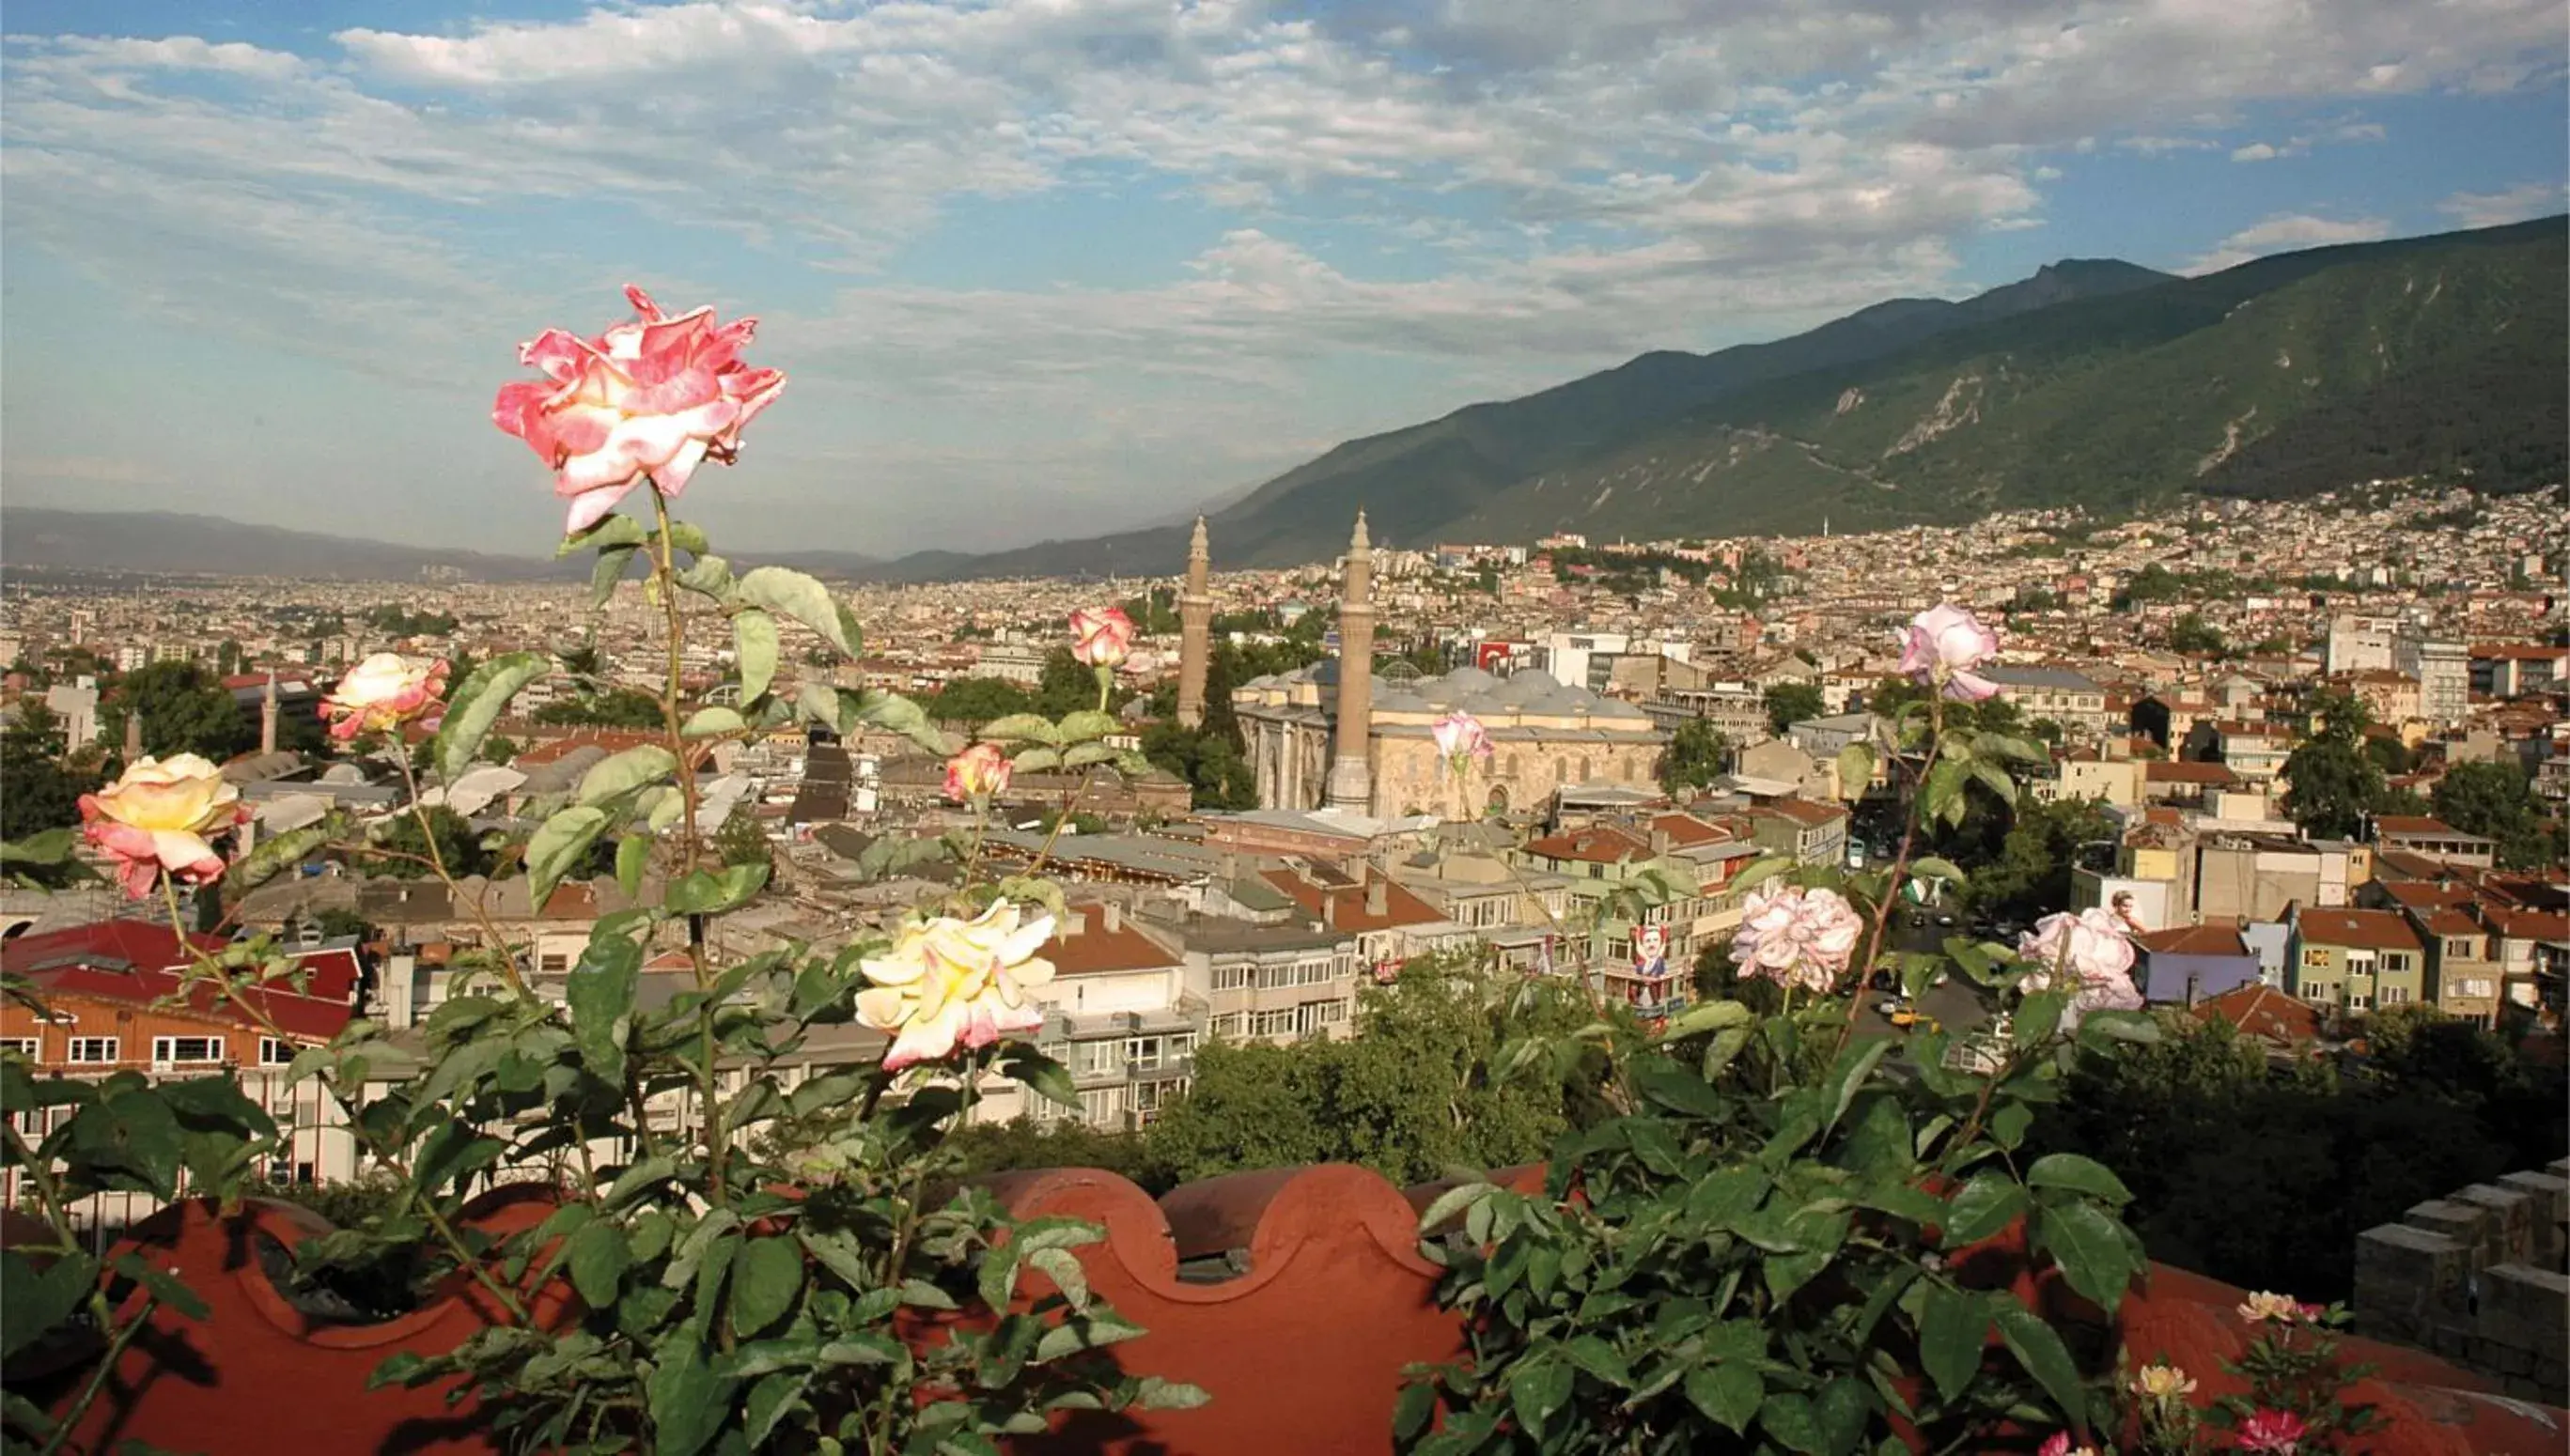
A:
[[493, 285, 787, 534], [2018, 907, 2143, 1026], [2235, 1409, 2307, 1454], [1430, 710, 1492, 770], [1068, 606, 1135, 668], [321, 654, 449, 743], [79, 753, 247, 900], [1729, 882, 1864, 994], [2036, 1435, 2098, 1456], [1898, 602, 2001, 702], [944, 742, 1011, 802]]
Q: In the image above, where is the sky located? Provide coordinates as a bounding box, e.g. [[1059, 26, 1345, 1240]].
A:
[[2, 1, 2563, 559]]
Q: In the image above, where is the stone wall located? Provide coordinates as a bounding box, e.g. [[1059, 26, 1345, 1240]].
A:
[[2354, 1158, 2570, 1403]]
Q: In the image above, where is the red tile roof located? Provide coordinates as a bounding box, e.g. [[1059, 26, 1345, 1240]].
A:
[[3, 921, 355, 1042], [2193, 984, 2323, 1045], [1044, 905, 1185, 976], [2144, 761, 2244, 785], [1648, 813, 1736, 849], [1748, 797, 1847, 828], [1259, 870, 1444, 932], [2295, 907, 2424, 953], [2134, 923, 2250, 958], [1525, 826, 1652, 865]]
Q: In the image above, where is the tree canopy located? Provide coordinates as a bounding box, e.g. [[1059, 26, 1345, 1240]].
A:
[[1761, 682, 1824, 736], [2431, 760, 2555, 869], [98, 660, 253, 763], [1659, 717, 1729, 794]]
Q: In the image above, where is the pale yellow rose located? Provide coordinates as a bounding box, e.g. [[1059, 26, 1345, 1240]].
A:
[[853, 901, 1057, 1071]]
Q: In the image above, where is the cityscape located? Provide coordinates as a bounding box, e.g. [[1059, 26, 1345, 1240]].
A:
[[2, 0, 2566, 1448]]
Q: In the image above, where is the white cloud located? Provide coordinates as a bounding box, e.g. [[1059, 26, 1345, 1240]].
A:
[[2185, 212, 2392, 274], [0, 0, 2558, 550], [2437, 181, 2566, 229], [2230, 142, 2283, 163]]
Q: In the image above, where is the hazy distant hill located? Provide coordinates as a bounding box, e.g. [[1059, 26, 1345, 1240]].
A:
[[874, 217, 2562, 580], [0, 509, 887, 584]]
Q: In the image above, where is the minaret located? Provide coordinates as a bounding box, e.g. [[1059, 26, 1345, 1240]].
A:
[[1325, 512, 1376, 812], [1176, 517, 1212, 729], [259, 669, 280, 755], [123, 704, 143, 765]]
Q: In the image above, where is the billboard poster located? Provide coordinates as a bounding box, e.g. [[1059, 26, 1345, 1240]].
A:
[[1632, 923, 1670, 981], [2079, 875, 2172, 933]]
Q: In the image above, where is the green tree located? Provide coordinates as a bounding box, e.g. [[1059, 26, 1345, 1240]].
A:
[[714, 809, 774, 871], [2168, 612, 2226, 655], [1659, 717, 1729, 794], [366, 804, 491, 879], [1762, 681, 1824, 736], [99, 661, 253, 762], [2431, 760, 2553, 869], [534, 688, 664, 728], [1, 703, 94, 842], [925, 675, 1038, 729], [215, 640, 245, 676], [1965, 796, 2117, 920], [2280, 736, 2385, 841], [1138, 721, 1255, 810]]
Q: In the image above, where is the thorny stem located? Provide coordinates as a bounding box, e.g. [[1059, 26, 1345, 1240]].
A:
[[1836, 698, 1943, 1060], [646, 487, 734, 1241], [39, 1292, 159, 1456]]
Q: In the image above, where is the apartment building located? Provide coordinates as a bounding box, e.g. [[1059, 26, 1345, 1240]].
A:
[[2285, 906, 2426, 1015]]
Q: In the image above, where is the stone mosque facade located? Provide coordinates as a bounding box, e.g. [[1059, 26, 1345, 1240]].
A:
[[1177, 515, 1666, 820]]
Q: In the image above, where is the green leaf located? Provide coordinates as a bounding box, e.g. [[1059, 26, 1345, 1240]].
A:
[[1834, 742, 1876, 797], [0, 828, 79, 865], [657, 519, 710, 558], [1758, 1391, 1829, 1454], [744, 1371, 809, 1450], [1909, 856, 1967, 883], [591, 544, 638, 606], [615, 833, 651, 900], [1056, 709, 1118, 744], [676, 552, 734, 597], [567, 1220, 630, 1309], [602, 1154, 676, 1211], [1416, 1181, 1498, 1234], [1684, 1167, 1768, 1227], [665, 863, 770, 916], [1940, 1174, 2027, 1246], [228, 819, 339, 892], [1994, 1305, 2086, 1420], [682, 705, 748, 738], [730, 1237, 804, 1339], [1509, 1355, 1572, 1437], [2037, 1200, 2137, 1312], [646, 1344, 730, 1456], [1685, 1365, 1761, 1433], [1655, 998, 1752, 1043], [1009, 746, 1061, 773], [1730, 857, 1793, 893], [567, 928, 642, 1083], [578, 745, 679, 806], [979, 713, 1061, 745], [558, 513, 647, 557], [2014, 990, 2066, 1049], [1990, 1101, 2033, 1151], [735, 566, 857, 658], [1563, 1333, 1630, 1387], [733, 609, 780, 702], [526, 805, 612, 908], [433, 652, 550, 782], [1923, 758, 1968, 827], [1917, 1284, 1986, 1403], [1394, 1383, 1438, 1441], [1970, 760, 2017, 808], [1, 1251, 94, 1361], [794, 682, 845, 735], [107, 1252, 209, 1321], [1027, 1246, 1089, 1311], [1633, 1056, 1731, 1118], [2025, 1153, 2133, 1206], [841, 689, 949, 755], [1000, 1048, 1078, 1109], [1062, 740, 1117, 769]]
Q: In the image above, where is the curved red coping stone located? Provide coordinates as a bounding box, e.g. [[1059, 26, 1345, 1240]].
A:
[[13, 1165, 2561, 1455], [989, 1163, 1466, 1455], [23, 1185, 570, 1456]]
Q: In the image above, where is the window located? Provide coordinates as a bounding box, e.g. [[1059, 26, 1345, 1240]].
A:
[[537, 953, 571, 975], [258, 1038, 296, 1066], [1210, 1013, 1244, 1038], [1070, 1040, 1123, 1077], [2345, 993, 2371, 1012], [2300, 948, 2329, 968], [1076, 1086, 1125, 1124], [152, 1036, 226, 1066], [0, 1038, 37, 1061], [1211, 965, 1254, 992], [67, 1038, 119, 1064], [1253, 1008, 1298, 1037], [2445, 937, 2476, 960], [2379, 986, 2410, 1005], [2299, 985, 2329, 1006], [2379, 953, 2413, 974]]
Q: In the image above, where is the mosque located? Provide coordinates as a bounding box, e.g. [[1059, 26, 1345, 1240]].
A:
[[1173, 514, 1667, 820]]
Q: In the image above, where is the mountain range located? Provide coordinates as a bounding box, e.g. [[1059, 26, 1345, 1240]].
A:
[[6, 217, 2560, 583]]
